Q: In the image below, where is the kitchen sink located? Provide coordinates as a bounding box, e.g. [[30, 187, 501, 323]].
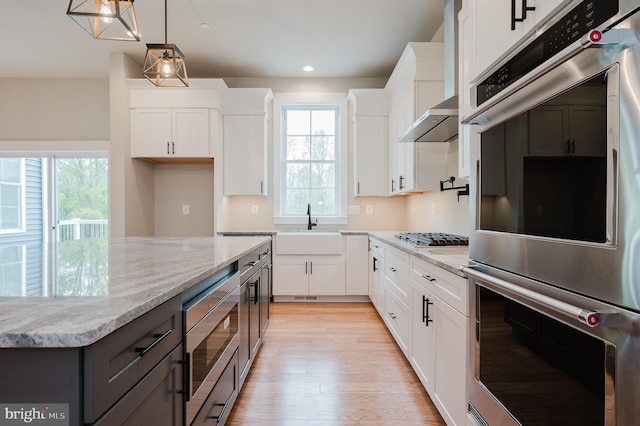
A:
[[275, 230, 343, 255]]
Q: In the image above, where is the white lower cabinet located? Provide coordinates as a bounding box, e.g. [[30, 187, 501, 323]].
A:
[[411, 279, 467, 426], [384, 284, 410, 355], [345, 235, 369, 295], [273, 255, 345, 296], [369, 238, 385, 315], [368, 237, 469, 426]]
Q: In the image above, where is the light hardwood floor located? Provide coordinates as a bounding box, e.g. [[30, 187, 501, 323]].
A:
[[226, 302, 446, 425]]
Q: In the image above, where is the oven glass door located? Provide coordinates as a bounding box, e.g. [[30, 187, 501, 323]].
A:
[[476, 285, 608, 425], [190, 302, 238, 398], [479, 69, 610, 243]]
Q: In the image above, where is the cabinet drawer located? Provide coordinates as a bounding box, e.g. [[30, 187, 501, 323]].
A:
[[384, 246, 410, 302], [92, 344, 184, 425], [410, 256, 468, 316], [84, 295, 183, 423], [369, 238, 385, 258], [192, 349, 239, 426], [384, 286, 410, 354]]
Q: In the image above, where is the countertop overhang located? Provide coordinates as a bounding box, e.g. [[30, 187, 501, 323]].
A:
[[0, 236, 270, 348]]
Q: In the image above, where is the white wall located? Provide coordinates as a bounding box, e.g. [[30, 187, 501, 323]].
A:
[[154, 164, 216, 236], [0, 79, 109, 140]]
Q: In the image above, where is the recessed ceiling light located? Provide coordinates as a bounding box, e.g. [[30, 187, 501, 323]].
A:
[[303, 65, 314, 72], [200, 23, 210, 30]]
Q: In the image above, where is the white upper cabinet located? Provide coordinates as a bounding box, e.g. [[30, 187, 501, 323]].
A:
[[466, 0, 569, 82], [129, 79, 227, 162], [385, 43, 447, 195], [223, 88, 273, 196], [348, 89, 389, 197], [131, 108, 210, 158]]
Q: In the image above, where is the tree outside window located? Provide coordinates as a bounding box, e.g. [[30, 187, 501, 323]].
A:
[[283, 106, 338, 216]]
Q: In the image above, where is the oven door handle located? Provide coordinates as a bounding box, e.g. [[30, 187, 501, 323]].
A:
[[462, 266, 600, 327]]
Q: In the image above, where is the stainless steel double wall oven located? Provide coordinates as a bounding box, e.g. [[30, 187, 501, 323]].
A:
[[463, 1, 640, 424]]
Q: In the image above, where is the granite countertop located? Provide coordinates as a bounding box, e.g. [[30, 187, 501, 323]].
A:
[[0, 236, 270, 348], [368, 232, 469, 277], [219, 230, 369, 236], [219, 230, 468, 276]]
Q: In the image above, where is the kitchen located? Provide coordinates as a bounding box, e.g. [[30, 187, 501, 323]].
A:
[[1, 0, 639, 425]]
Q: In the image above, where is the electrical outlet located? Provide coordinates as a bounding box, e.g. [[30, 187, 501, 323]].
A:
[[251, 205, 259, 215], [182, 204, 190, 215], [430, 203, 435, 216], [366, 205, 373, 215]]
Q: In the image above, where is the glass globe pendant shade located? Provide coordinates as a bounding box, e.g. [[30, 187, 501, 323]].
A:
[[67, 0, 140, 41]]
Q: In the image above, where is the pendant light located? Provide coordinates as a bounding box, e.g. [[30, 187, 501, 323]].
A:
[[67, 0, 140, 41], [142, 0, 188, 87]]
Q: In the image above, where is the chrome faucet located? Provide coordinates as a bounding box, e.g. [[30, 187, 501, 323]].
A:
[[307, 203, 317, 230]]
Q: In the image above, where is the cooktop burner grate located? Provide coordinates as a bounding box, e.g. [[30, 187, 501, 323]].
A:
[[395, 232, 469, 246]]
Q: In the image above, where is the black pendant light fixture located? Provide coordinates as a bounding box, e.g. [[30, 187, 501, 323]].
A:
[[142, 0, 188, 87], [67, 0, 140, 41]]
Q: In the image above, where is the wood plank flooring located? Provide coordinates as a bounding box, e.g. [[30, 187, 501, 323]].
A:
[[226, 302, 446, 425]]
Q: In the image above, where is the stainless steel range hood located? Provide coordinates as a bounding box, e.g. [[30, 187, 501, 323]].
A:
[[400, 0, 460, 143], [399, 95, 458, 142]]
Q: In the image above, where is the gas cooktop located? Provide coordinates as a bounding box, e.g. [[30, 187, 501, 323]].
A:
[[394, 232, 469, 247]]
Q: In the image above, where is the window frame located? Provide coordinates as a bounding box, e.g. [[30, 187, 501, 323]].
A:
[[273, 93, 348, 226], [0, 158, 26, 234]]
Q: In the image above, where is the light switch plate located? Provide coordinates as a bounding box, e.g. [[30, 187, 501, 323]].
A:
[[182, 204, 190, 215], [348, 205, 361, 215]]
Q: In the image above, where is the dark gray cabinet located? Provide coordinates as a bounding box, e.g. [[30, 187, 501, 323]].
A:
[[84, 295, 183, 423], [93, 344, 184, 425], [0, 295, 184, 426], [238, 242, 271, 388]]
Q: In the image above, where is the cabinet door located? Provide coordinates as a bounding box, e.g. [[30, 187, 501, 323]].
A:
[[345, 235, 369, 295], [309, 257, 346, 296], [172, 109, 210, 157], [384, 285, 410, 355], [131, 109, 172, 157], [470, 0, 526, 80], [431, 294, 467, 426], [224, 115, 267, 196], [529, 105, 569, 156], [272, 257, 308, 295], [260, 262, 271, 336], [93, 344, 184, 426], [470, 0, 568, 80], [354, 115, 387, 196], [410, 282, 435, 394]]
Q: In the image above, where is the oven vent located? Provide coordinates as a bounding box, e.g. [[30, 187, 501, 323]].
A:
[[468, 403, 489, 426], [293, 296, 319, 301]]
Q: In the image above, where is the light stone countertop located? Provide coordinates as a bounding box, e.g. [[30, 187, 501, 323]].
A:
[[368, 232, 469, 277], [0, 236, 270, 348]]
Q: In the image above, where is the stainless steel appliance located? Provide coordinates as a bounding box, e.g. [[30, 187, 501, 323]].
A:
[[183, 265, 240, 425], [395, 232, 469, 246], [463, 1, 640, 424]]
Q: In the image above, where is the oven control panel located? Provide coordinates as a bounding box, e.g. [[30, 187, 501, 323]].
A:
[[476, 0, 618, 106]]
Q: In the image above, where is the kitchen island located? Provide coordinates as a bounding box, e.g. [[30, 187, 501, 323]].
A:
[[0, 235, 270, 425]]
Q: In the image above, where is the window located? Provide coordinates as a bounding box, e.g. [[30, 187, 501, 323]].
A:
[[0, 144, 108, 246], [0, 159, 24, 233], [283, 106, 338, 216], [274, 94, 347, 225]]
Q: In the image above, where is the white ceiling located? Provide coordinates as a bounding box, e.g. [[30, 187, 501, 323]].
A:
[[0, 0, 445, 80]]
